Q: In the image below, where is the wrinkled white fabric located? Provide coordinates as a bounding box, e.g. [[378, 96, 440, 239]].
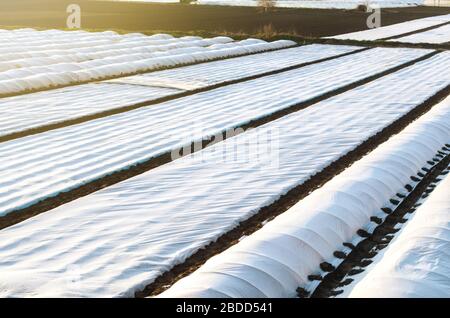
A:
[[0, 28, 295, 95], [0, 44, 358, 137], [348, 171, 450, 298], [161, 95, 450, 298], [0, 53, 448, 298]]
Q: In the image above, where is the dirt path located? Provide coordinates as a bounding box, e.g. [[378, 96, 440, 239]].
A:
[[1, 1, 450, 37]]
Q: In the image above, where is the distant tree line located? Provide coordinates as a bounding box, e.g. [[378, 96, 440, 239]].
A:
[[178, 0, 278, 9]]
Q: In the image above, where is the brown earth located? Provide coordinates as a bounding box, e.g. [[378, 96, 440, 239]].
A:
[[1, 0, 450, 37]]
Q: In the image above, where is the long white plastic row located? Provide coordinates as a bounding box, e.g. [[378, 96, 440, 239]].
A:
[[0, 51, 448, 298], [347, 168, 450, 298], [0, 44, 359, 137], [197, 0, 421, 9], [390, 23, 450, 44], [0, 28, 233, 55], [0, 33, 221, 62], [0, 47, 431, 217], [329, 13, 450, 41], [0, 35, 210, 54], [160, 95, 450, 298], [0, 28, 295, 95]]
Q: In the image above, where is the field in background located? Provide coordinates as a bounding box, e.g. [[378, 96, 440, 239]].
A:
[[1, 0, 450, 37]]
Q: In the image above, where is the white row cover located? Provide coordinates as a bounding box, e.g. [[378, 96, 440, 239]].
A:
[[0, 51, 448, 298], [330, 14, 450, 41], [347, 169, 450, 298], [390, 23, 450, 44], [160, 95, 450, 298], [197, 0, 422, 9], [0, 44, 359, 137], [0, 28, 294, 96], [0, 28, 163, 45], [0, 47, 428, 217], [0, 32, 230, 64], [108, 44, 356, 89]]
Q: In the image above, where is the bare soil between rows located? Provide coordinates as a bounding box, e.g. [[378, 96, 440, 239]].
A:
[[1, 1, 450, 38]]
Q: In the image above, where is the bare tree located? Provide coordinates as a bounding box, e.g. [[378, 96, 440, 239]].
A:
[[258, 0, 276, 13]]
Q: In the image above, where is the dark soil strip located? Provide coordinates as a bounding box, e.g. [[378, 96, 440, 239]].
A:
[[311, 153, 450, 298], [0, 47, 369, 143], [382, 21, 450, 41], [0, 51, 441, 232], [135, 87, 450, 298]]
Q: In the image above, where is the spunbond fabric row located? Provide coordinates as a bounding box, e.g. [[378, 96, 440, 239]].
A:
[[347, 169, 450, 298], [0, 28, 295, 96], [390, 23, 450, 44], [0, 47, 431, 217], [160, 95, 450, 298], [0, 44, 358, 138], [0, 50, 446, 297]]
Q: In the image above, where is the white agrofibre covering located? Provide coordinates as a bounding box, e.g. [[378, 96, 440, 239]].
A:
[[390, 23, 450, 44], [107, 44, 358, 89], [330, 14, 450, 41], [160, 95, 450, 298], [0, 52, 448, 298], [0, 44, 359, 137], [348, 170, 450, 298], [0, 47, 429, 217], [0, 28, 295, 95]]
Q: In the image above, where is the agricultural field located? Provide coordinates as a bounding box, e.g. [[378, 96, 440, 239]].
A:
[[0, 0, 449, 302]]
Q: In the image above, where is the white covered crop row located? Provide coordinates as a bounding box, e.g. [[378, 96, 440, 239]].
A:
[[117, 0, 421, 8], [347, 168, 450, 298], [390, 23, 450, 44], [161, 95, 450, 298], [0, 30, 234, 69], [0, 51, 448, 298], [0, 47, 430, 216], [105, 44, 357, 89], [0, 83, 180, 136], [329, 14, 450, 41], [0, 44, 359, 137], [0, 33, 224, 60], [0, 28, 295, 95]]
